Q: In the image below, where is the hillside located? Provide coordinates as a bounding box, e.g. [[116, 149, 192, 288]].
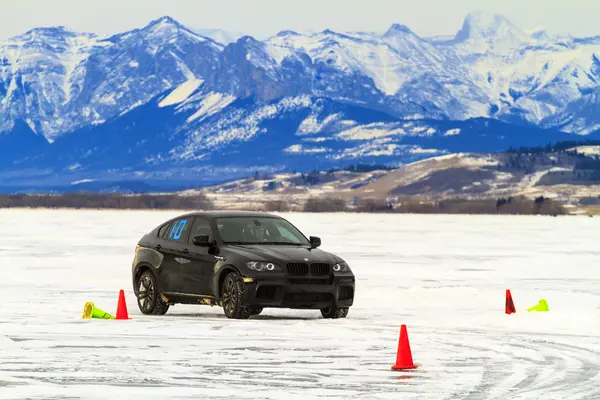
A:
[[189, 144, 600, 214]]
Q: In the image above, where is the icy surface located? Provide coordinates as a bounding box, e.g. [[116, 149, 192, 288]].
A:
[[1, 210, 599, 399]]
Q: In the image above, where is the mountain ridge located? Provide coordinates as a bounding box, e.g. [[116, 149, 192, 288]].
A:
[[3, 12, 600, 140], [2, 13, 600, 191]]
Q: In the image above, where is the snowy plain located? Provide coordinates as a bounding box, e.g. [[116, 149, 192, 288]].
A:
[[1, 209, 599, 399]]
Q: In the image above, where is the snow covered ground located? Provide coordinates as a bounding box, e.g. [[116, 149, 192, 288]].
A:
[[1, 209, 599, 399]]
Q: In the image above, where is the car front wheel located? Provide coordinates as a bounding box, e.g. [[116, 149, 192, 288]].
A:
[[221, 272, 251, 319], [321, 306, 348, 319], [136, 270, 169, 316]]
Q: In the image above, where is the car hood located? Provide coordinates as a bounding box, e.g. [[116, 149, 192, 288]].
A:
[[223, 244, 341, 265]]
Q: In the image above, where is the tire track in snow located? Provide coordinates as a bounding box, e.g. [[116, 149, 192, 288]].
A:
[[510, 340, 600, 398], [438, 329, 600, 400]]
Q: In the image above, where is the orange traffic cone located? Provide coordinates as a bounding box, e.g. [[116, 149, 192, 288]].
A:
[[391, 324, 417, 370], [115, 290, 131, 320], [505, 289, 516, 314]]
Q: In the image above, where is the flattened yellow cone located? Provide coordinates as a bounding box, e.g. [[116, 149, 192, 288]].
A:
[[527, 299, 549, 312], [82, 302, 114, 320]]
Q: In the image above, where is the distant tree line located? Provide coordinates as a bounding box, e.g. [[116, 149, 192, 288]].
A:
[[494, 196, 565, 215], [303, 197, 348, 212], [297, 196, 566, 215], [0, 193, 214, 210], [506, 140, 600, 155], [253, 164, 394, 190], [341, 163, 394, 173], [261, 170, 341, 191], [497, 140, 600, 181], [0, 191, 568, 215], [398, 196, 565, 215], [575, 157, 600, 168], [499, 152, 559, 173]]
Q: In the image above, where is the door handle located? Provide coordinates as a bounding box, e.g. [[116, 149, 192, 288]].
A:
[[181, 248, 189, 254], [154, 244, 162, 250]]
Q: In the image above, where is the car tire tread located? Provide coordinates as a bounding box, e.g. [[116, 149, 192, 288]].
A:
[[321, 306, 348, 319], [222, 272, 251, 320], [137, 270, 169, 316]]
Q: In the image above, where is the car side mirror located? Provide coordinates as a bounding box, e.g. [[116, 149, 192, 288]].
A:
[[192, 235, 210, 246], [309, 236, 321, 249]]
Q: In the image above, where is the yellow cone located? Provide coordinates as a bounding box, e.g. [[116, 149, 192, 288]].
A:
[[82, 302, 115, 320], [527, 299, 549, 312]]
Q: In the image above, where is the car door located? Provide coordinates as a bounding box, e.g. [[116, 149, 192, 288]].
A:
[[157, 216, 195, 294], [181, 216, 218, 296]]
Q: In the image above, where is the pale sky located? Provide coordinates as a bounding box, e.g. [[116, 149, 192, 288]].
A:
[[0, 0, 599, 40]]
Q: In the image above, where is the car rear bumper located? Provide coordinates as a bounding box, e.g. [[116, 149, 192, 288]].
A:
[[243, 276, 355, 309]]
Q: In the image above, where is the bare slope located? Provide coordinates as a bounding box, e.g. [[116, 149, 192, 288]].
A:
[[192, 150, 600, 211]]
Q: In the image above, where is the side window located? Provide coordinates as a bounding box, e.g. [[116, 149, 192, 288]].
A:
[[158, 223, 170, 239], [189, 217, 213, 243], [166, 218, 192, 243]]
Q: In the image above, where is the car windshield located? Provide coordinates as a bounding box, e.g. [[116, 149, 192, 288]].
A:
[[215, 217, 310, 245]]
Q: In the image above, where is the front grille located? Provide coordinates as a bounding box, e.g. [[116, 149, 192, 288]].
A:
[[311, 263, 330, 276], [288, 278, 331, 285], [287, 263, 308, 276], [284, 292, 333, 303]]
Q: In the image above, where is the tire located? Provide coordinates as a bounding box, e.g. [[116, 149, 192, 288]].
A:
[[136, 270, 169, 316], [250, 306, 263, 316], [221, 272, 251, 319], [321, 306, 348, 319]]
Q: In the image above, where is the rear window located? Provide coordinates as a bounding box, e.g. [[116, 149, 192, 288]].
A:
[[158, 223, 170, 239], [165, 218, 192, 243]]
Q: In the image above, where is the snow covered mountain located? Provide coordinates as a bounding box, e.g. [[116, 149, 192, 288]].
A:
[[2, 12, 600, 191], [0, 16, 222, 139], [0, 92, 580, 192], [445, 12, 535, 55], [192, 28, 247, 45]]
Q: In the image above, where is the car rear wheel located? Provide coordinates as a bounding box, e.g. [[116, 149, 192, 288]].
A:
[[221, 272, 251, 319], [321, 306, 348, 319], [137, 270, 169, 316]]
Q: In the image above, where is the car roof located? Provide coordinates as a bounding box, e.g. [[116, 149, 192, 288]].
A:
[[171, 210, 284, 220]]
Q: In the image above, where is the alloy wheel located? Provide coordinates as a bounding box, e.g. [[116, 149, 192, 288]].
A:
[[222, 275, 237, 317], [138, 274, 155, 314]]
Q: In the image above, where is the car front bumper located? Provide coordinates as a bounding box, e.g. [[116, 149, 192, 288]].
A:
[[243, 276, 355, 309]]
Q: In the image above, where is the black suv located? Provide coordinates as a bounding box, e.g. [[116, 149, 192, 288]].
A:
[[131, 211, 355, 319]]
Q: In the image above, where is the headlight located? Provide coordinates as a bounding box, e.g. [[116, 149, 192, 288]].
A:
[[333, 261, 351, 272], [246, 261, 280, 272]]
